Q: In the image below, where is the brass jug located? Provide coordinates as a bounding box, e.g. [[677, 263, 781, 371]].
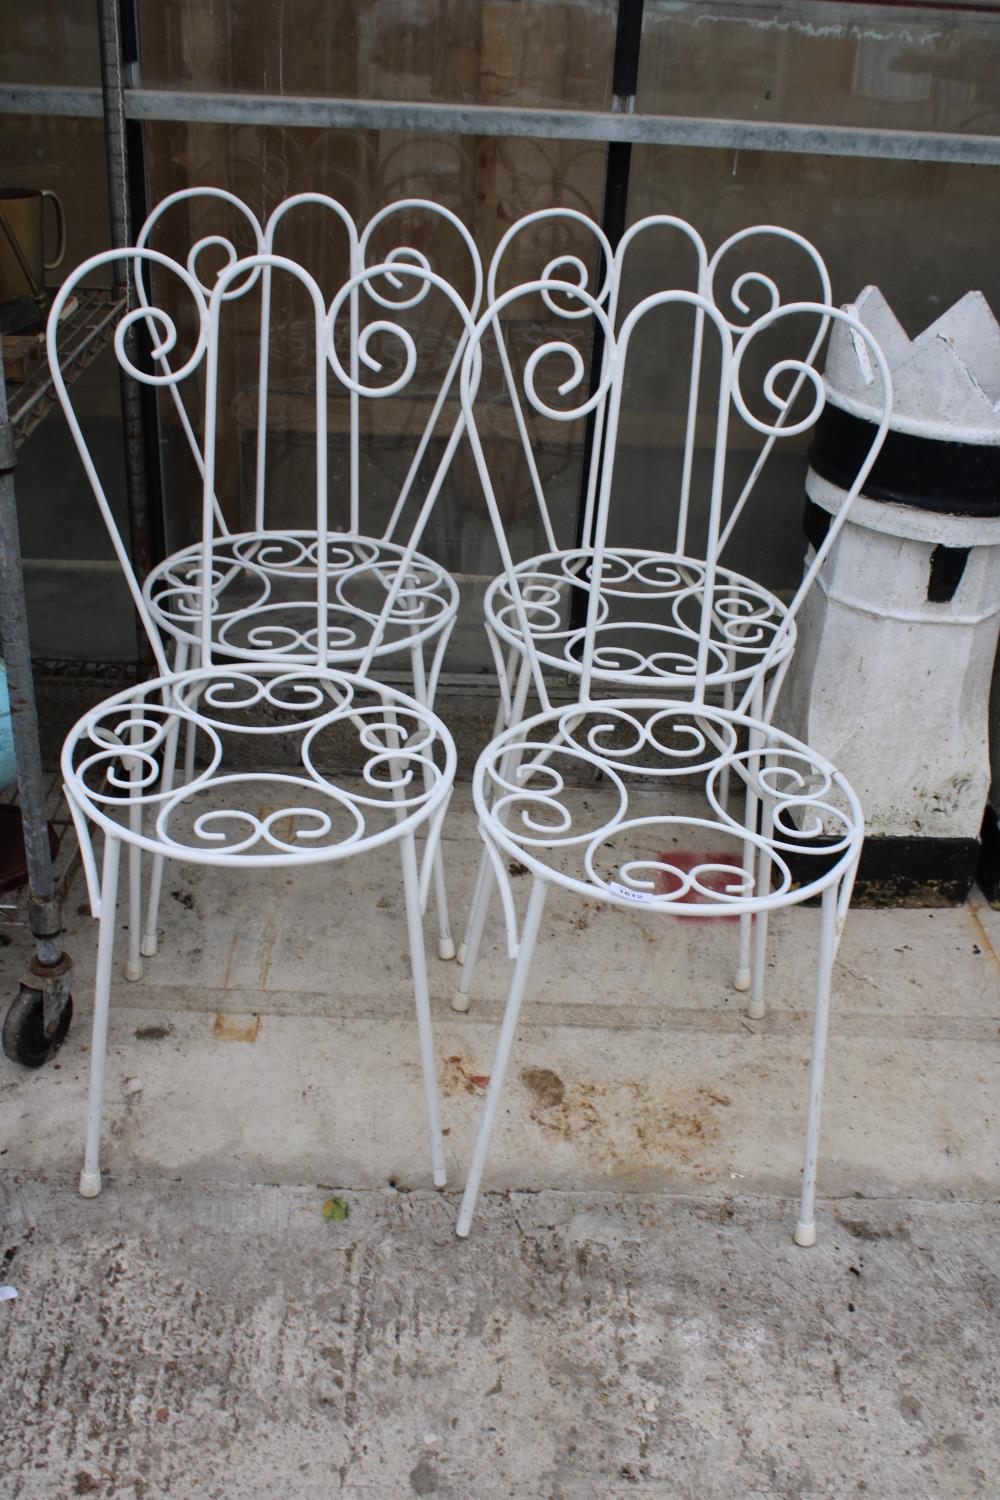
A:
[[0, 187, 66, 307]]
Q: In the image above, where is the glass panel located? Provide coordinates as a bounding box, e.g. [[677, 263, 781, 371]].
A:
[[3, 115, 135, 661], [638, 1, 1000, 137], [138, 0, 617, 110], [1, 116, 111, 275], [619, 142, 1000, 596], [132, 3, 619, 670], [0, 0, 100, 87]]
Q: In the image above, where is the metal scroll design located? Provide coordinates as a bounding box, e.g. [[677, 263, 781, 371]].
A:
[[47, 248, 212, 677], [145, 532, 457, 663], [64, 671, 452, 862], [708, 225, 833, 557], [727, 300, 893, 715], [476, 703, 861, 911], [485, 548, 792, 689]]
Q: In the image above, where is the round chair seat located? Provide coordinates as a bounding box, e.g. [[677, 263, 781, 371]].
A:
[[484, 548, 794, 690], [63, 666, 456, 868], [144, 531, 459, 664], [473, 698, 862, 915]]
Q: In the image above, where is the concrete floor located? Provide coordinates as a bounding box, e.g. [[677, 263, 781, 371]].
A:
[[1, 779, 999, 1497]]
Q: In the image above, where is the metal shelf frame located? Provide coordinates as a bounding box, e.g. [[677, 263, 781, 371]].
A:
[[0, 0, 151, 1064]]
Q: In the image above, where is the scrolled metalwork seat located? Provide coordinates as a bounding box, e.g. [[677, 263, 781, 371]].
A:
[[474, 700, 859, 913], [483, 548, 791, 692], [454, 276, 893, 1245], [49, 245, 460, 1199], [144, 531, 457, 671], [64, 667, 454, 872]]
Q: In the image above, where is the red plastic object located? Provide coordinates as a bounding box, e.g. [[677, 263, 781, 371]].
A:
[[652, 849, 746, 919]]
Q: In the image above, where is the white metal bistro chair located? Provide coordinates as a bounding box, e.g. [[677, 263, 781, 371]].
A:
[[131, 189, 483, 968], [453, 278, 892, 1244], [49, 247, 466, 1198], [455, 214, 835, 1008]]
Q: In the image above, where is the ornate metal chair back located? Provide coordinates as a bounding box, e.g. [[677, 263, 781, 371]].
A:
[[480, 211, 835, 565], [134, 188, 483, 544], [459, 276, 893, 719], [47, 248, 475, 678]]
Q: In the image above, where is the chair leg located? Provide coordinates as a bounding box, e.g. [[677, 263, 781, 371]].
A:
[[141, 644, 188, 960], [454, 650, 533, 1009], [80, 834, 123, 1198], [794, 880, 840, 1248], [748, 905, 770, 1022], [410, 641, 455, 961], [400, 830, 447, 1189], [719, 674, 735, 810], [748, 795, 775, 1021], [452, 846, 494, 1013], [456, 876, 547, 1238], [183, 643, 199, 793], [735, 894, 754, 994], [735, 681, 765, 993], [141, 858, 166, 961], [455, 678, 510, 978], [141, 713, 186, 961], [125, 727, 144, 982], [125, 838, 142, 981], [429, 845, 455, 962]]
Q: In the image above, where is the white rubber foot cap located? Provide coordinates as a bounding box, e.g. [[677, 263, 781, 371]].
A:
[[794, 1221, 816, 1248], [451, 989, 471, 1014], [437, 936, 456, 962], [734, 967, 751, 992], [456, 941, 467, 966], [124, 959, 143, 982], [433, 1167, 447, 1189], [747, 997, 766, 1020], [79, 1170, 102, 1198], [139, 934, 158, 958]]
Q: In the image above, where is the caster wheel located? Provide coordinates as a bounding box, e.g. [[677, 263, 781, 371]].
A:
[[2, 990, 73, 1068]]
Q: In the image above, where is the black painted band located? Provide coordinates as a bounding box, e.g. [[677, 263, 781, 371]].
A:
[[978, 807, 1000, 907], [808, 400, 1000, 517], [788, 834, 979, 907]]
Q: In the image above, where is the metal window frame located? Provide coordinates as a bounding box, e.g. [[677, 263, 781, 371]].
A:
[[2, 82, 1000, 166]]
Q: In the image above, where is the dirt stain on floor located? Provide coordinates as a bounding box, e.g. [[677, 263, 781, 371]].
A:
[[212, 1013, 260, 1043], [520, 1066, 566, 1108], [519, 1068, 733, 1182], [441, 1054, 490, 1096], [445, 1047, 736, 1184], [134, 1023, 174, 1041], [834, 1209, 911, 1242]]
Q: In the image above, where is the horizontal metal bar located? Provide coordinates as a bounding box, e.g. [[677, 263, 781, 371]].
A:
[[0, 85, 104, 118], [3, 83, 1000, 166]]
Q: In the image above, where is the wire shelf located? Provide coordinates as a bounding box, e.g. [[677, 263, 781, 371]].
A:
[[7, 286, 124, 448]]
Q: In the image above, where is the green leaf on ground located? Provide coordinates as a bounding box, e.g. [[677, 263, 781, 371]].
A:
[[322, 1196, 349, 1223]]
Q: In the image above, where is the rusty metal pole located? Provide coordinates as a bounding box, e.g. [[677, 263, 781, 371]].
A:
[[0, 348, 73, 1056], [96, 0, 153, 670], [570, 0, 645, 633]]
